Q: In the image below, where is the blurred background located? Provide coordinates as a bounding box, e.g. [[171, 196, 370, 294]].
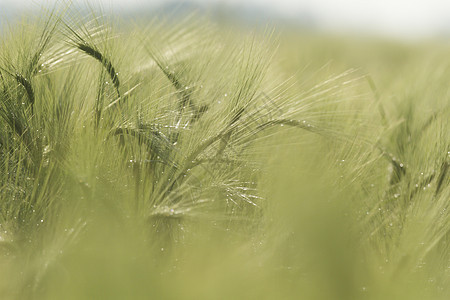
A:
[[2, 0, 450, 41]]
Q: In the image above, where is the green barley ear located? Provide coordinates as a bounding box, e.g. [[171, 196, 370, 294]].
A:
[[146, 51, 207, 130], [14, 73, 35, 110], [75, 42, 120, 97], [435, 160, 448, 196], [61, 10, 121, 98], [0, 68, 35, 112]]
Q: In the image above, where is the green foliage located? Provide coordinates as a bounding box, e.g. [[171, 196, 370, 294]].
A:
[[0, 5, 449, 300]]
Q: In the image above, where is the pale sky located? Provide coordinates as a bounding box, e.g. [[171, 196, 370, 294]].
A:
[[2, 0, 450, 39]]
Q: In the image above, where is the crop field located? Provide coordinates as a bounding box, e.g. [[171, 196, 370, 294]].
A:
[[0, 4, 449, 300]]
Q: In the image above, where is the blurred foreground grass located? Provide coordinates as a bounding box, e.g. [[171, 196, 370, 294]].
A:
[[0, 4, 449, 300]]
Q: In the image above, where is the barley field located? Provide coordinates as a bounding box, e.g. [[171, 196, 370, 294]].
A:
[[0, 4, 448, 300]]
